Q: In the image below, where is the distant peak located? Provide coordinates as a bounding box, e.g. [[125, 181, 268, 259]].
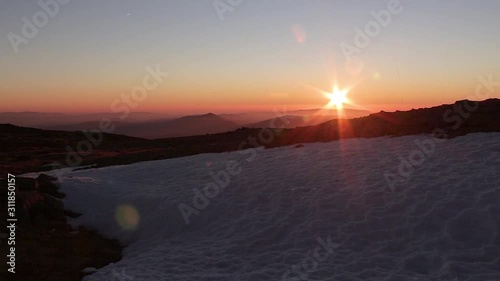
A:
[[201, 113, 217, 117], [177, 112, 221, 121]]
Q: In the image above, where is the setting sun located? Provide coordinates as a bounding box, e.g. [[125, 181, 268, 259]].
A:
[[326, 86, 349, 108]]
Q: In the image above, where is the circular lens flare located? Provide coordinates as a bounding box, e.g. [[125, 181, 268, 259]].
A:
[[115, 204, 140, 230]]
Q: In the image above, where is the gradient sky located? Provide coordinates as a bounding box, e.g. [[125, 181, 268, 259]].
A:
[[1, 0, 499, 113]]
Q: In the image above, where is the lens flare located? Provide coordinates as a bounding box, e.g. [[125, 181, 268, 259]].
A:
[[115, 204, 140, 230], [291, 24, 306, 43]]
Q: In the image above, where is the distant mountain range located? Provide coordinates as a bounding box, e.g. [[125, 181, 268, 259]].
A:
[[1, 99, 498, 175], [112, 113, 240, 139], [0, 112, 163, 127], [244, 108, 370, 128], [0, 108, 370, 139]]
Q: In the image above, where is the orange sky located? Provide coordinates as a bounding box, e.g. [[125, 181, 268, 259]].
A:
[[1, 1, 499, 114]]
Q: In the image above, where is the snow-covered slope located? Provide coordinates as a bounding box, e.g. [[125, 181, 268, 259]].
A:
[[59, 133, 500, 281]]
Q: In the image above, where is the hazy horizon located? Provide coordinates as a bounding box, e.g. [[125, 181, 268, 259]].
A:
[[0, 100, 470, 115]]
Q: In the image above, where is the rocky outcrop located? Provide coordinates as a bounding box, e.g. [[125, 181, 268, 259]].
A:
[[0, 174, 122, 281]]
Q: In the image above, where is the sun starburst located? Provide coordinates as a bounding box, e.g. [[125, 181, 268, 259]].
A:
[[325, 86, 348, 108]]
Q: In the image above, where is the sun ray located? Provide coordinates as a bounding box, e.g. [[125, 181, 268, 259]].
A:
[[325, 86, 348, 108]]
